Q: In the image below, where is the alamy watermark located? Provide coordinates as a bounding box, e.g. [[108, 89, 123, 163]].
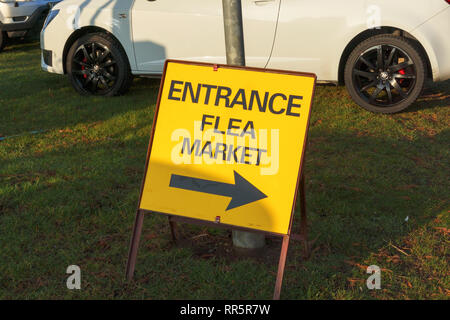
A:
[[170, 119, 280, 176], [366, 265, 381, 290], [66, 265, 81, 290]]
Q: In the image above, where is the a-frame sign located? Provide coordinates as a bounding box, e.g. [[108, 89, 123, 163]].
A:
[[126, 60, 316, 299]]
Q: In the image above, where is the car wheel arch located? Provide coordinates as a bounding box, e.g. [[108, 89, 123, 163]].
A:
[[338, 26, 432, 85]]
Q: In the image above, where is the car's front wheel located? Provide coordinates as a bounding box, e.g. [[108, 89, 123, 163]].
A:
[[66, 32, 132, 96], [344, 34, 426, 114]]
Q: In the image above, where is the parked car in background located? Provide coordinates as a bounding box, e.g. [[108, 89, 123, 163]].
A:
[[0, 0, 60, 51], [40, 0, 450, 113]]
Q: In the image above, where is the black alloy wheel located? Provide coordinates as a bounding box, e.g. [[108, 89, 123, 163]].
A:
[[67, 33, 132, 96], [73, 42, 118, 95], [345, 34, 426, 113]]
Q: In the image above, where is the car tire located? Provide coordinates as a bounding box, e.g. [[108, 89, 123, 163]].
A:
[[344, 34, 426, 114], [66, 32, 133, 96], [0, 32, 7, 52]]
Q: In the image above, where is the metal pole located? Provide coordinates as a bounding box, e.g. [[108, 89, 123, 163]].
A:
[[222, 0, 246, 66], [222, 0, 265, 250]]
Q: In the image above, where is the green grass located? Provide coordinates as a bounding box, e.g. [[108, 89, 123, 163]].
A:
[[0, 41, 449, 300]]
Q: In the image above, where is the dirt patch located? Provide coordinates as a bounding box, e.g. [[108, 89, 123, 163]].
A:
[[171, 226, 284, 265]]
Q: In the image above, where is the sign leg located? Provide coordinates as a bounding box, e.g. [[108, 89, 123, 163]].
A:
[[273, 234, 290, 300], [299, 174, 310, 257], [126, 210, 145, 281], [168, 216, 179, 242]]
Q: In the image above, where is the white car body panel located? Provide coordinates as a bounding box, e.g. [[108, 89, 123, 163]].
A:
[[41, 0, 137, 74], [410, 7, 450, 81], [131, 0, 227, 73], [1, 0, 51, 23], [131, 0, 280, 73], [268, 0, 449, 80], [0, 0, 58, 35], [41, 0, 450, 83]]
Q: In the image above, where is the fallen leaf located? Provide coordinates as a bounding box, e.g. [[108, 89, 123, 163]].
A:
[[347, 278, 364, 287], [433, 227, 449, 235], [344, 260, 368, 270], [145, 233, 157, 240], [395, 185, 418, 190]]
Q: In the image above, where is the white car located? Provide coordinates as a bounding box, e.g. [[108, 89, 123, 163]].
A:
[[0, 0, 60, 51], [40, 0, 450, 113]]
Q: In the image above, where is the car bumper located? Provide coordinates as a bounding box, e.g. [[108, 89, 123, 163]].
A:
[[41, 49, 61, 74], [40, 5, 67, 75], [0, 4, 50, 33]]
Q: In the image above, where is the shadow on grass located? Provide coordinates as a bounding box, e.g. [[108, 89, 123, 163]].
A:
[[407, 79, 450, 112], [0, 58, 161, 136], [0, 42, 162, 137], [0, 119, 448, 298], [1, 42, 448, 299], [2, 36, 41, 52], [2, 42, 448, 137]]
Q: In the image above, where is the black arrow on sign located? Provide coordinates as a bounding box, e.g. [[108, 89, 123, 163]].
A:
[[169, 171, 267, 211]]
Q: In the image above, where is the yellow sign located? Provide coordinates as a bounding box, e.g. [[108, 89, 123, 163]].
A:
[[139, 60, 316, 235]]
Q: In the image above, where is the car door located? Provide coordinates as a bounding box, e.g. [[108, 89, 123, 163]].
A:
[[131, 0, 280, 73], [267, 0, 366, 81], [242, 0, 280, 68]]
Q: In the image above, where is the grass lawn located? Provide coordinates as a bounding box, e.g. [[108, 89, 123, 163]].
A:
[[0, 41, 448, 300]]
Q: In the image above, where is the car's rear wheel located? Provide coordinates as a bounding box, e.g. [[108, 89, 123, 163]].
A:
[[0, 32, 7, 52], [66, 32, 132, 96], [344, 34, 426, 113]]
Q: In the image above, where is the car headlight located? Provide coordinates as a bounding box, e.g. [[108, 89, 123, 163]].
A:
[[43, 9, 60, 31]]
